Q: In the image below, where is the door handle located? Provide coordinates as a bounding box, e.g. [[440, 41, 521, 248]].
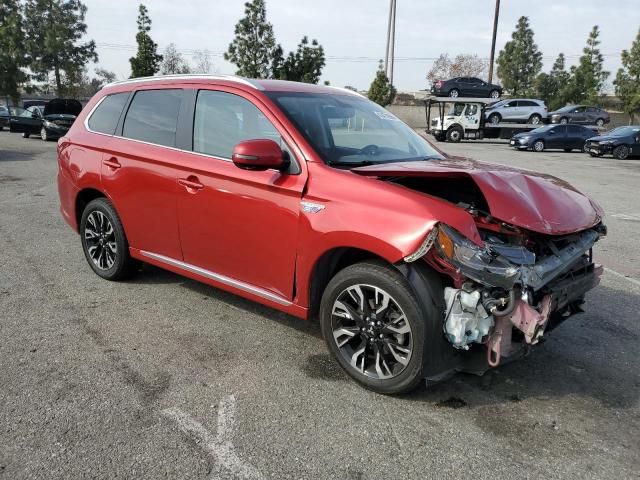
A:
[[103, 157, 121, 170], [178, 175, 204, 192]]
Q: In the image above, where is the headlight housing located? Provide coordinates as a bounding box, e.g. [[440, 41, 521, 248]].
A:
[[43, 120, 54, 127], [435, 224, 520, 288]]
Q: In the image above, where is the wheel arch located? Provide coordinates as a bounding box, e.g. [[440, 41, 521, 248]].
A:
[[307, 247, 392, 320], [75, 187, 109, 228]]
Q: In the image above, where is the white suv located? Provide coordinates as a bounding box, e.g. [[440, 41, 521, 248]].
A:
[[484, 99, 548, 125]]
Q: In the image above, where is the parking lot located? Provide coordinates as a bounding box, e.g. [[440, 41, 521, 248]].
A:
[[1, 130, 639, 479]]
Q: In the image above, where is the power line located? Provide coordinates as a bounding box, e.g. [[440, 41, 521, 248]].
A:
[[95, 42, 621, 64]]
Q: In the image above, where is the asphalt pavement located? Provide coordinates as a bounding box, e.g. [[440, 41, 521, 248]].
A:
[[1, 130, 638, 479]]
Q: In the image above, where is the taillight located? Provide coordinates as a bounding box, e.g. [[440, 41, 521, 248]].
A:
[[435, 81, 443, 88]]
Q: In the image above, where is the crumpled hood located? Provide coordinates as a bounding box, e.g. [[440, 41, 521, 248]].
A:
[[588, 134, 624, 142], [352, 158, 603, 235]]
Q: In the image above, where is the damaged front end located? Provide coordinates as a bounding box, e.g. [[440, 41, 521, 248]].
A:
[[409, 217, 605, 372]]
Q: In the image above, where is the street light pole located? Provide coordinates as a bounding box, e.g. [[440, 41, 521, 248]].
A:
[[389, 0, 396, 86], [384, 0, 397, 85], [488, 0, 500, 83]]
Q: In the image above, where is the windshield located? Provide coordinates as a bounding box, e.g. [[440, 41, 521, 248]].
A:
[[266, 92, 443, 166], [607, 126, 640, 137]]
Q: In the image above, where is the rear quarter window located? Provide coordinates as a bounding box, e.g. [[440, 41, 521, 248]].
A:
[[122, 89, 182, 147], [87, 93, 129, 135]]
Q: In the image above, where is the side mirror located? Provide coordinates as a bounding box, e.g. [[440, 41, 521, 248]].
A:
[[232, 139, 288, 172]]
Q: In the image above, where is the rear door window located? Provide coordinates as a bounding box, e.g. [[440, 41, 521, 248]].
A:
[[87, 93, 129, 135], [122, 89, 182, 147]]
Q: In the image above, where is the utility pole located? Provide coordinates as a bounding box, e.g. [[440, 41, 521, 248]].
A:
[[384, 0, 397, 85], [488, 0, 500, 83]]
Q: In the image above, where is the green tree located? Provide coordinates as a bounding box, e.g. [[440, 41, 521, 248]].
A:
[[160, 43, 191, 75], [496, 16, 542, 96], [224, 0, 277, 78], [23, 0, 97, 96], [367, 61, 396, 107], [0, 0, 29, 104], [534, 53, 571, 110], [614, 28, 640, 123], [129, 4, 162, 78], [276, 36, 325, 83], [566, 26, 609, 104]]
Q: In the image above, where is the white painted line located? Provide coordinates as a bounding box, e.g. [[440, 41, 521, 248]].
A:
[[604, 267, 640, 287], [162, 395, 264, 480]]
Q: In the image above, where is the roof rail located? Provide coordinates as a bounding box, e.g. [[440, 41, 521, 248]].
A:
[[103, 74, 262, 90]]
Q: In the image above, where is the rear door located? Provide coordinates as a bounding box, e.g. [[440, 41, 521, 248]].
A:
[[100, 88, 185, 260], [175, 87, 306, 301], [566, 125, 585, 149]]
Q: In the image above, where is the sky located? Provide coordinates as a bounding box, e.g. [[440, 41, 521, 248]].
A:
[[84, 0, 640, 92]]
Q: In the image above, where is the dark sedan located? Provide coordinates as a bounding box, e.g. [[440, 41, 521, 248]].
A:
[[431, 77, 502, 99], [510, 124, 598, 152], [585, 126, 640, 160], [549, 105, 610, 126], [9, 98, 82, 141]]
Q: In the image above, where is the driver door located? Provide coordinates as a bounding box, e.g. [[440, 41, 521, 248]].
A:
[[175, 88, 306, 300], [10, 106, 42, 134], [463, 104, 480, 128]]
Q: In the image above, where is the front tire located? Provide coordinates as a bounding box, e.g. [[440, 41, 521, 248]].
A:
[[488, 113, 501, 125], [489, 89, 500, 99], [595, 118, 605, 127], [533, 140, 545, 152], [559, 117, 568, 124], [319, 261, 434, 395], [22, 132, 30, 138], [40, 127, 49, 141], [80, 198, 139, 281], [613, 145, 630, 160], [446, 126, 463, 143], [448, 89, 459, 98]]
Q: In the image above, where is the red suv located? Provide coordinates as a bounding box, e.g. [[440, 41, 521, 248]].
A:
[[57, 75, 605, 394]]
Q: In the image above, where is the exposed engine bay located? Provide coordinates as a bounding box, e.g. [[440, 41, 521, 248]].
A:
[[389, 174, 606, 368]]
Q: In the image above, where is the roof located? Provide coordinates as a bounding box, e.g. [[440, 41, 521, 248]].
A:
[[103, 74, 361, 96]]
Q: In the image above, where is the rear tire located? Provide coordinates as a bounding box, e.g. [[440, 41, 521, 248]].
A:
[[448, 89, 459, 98], [319, 261, 437, 395], [533, 140, 545, 152], [80, 198, 139, 281], [613, 145, 630, 160], [528, 114, 542, 125], [446, 126, 463, 143], [489, 89, 500, 99]]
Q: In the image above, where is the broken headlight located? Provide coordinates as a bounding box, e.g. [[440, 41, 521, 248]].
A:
[[435, 224, 520, 288]]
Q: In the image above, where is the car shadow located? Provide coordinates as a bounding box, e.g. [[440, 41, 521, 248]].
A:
[[124, 264, 638, 408]]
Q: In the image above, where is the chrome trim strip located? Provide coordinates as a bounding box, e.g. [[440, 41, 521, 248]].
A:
[[140, 250, 292, 306], [104, 74, 262, 90]]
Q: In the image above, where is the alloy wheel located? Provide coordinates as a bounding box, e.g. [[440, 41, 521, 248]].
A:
[[596, 119, 605, 127], [331, 284, 413, 380], [614, 145, 629, 160], [449, 89, 459, 98], [40, 127, 47, 141], [490, 90, 500, 99], [84, 211, 117, 270], [533, 140, 544, 152], [530, 115, 541, 125]]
